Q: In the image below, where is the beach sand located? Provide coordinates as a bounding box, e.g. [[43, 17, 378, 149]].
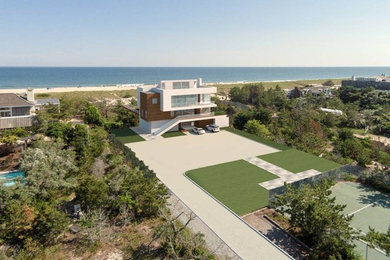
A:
[[0, 85, 155, 94]]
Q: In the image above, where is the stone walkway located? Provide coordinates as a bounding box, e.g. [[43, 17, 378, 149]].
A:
[[244, 157, 322, 190]]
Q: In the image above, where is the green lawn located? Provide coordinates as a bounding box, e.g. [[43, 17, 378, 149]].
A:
[[186, 160, 279, 215], [222, 127, 291, 150], [111, 128, 145, 143], [162, 131, 186, 138], [258, 149, 341, 173]]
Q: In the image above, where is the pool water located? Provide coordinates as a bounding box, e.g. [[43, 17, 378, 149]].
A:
[[0, 171, 26, 187]]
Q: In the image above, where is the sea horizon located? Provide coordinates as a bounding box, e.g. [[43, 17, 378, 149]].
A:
[[0, 66, 389, 89]]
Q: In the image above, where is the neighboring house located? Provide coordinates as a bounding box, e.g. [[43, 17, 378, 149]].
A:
[[26, 89, 60, 111], [0, 89, 60, 129], [137, 78, 229, 136], [287, 87, 303, 99], [319, 107, 343, 115], [0, 93, 35, 129], [301, 85, 333, 97], [34, 98, 60, 111], [342, 74, 390, 90]]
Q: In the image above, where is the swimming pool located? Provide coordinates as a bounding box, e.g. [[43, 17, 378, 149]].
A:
[[0, 171, 26, 187]]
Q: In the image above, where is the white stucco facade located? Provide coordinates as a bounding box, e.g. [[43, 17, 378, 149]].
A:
[[137, 78, 229, 136]]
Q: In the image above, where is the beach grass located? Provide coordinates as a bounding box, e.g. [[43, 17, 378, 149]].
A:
[[35, 89, 137, 101], [212, 78, 344, 94], [186, 160, 278, 215], [110, 128, 145, 143]]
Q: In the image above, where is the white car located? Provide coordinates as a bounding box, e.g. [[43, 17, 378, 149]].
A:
[[205, 124, 220, 132], [192, 127, 206, 135]]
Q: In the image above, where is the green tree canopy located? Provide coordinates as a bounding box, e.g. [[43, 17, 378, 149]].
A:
[[273, 180, 358, 259], [20, 140, 77, 200]]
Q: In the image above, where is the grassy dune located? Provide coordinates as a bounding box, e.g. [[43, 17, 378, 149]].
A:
[[35, 89, 137, 101], [211, 78, 344, 94]]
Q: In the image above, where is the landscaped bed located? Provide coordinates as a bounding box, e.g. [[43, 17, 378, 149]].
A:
[[186, 160, 278, 215], [110, 128, 145, 143], [258, 149, 341, 173], [162, 131, 186, 138]]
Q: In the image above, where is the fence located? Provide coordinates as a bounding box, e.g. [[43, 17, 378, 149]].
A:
[[268, 164, 366, 206], [355, 239, 389, 260], [0, 115, 35, 129]]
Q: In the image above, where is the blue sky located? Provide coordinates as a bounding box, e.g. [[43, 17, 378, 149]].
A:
[[1, 0, 390, 66]]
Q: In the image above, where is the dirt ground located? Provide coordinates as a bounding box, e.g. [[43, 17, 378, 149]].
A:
[[243, 208, 309, 260]]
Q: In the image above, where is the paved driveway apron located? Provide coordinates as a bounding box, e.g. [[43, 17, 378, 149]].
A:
[[127, 131, 291, 260]]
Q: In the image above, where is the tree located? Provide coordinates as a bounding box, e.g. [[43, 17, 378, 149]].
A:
[[69, 124, 90, 163], [244, 120, 271, 138], [84, 104, 105, 126], [233, 111, 253, 130], [274, 180, 358, 259], [229, 86, 247, 103], [76, 174, 109, 211], [0, 193, 68, 253], [46, 121, 73, 140], [253, 107, 271, 124], [114, 102, 138, 127], [20, 140, 77, 200], [118, 167, 167, 220], [323, 80, 335, 86], [365, 226, 390, 255], [150, 207, 214, 260]]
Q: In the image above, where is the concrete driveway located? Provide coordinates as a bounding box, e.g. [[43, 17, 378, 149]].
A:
[[127, 130, 291, 260]]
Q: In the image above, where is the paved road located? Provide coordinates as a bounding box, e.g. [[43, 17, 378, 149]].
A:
[[127, 131, 291, 260]]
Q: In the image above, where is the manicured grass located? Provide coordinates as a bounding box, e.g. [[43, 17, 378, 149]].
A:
[[222, 127, 290, 151], [258, 149, 341, 173], [111, 128, 145, 143], [162, 131, 186, 138], [186, 160, 279, 215]]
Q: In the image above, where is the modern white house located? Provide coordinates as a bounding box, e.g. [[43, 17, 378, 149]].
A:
[[136, 78, 229, 136]]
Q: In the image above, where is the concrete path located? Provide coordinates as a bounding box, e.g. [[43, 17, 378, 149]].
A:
[[127, 131, 291, 260], [244, 157, 321, 190]]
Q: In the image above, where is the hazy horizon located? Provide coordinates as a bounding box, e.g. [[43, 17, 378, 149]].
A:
[[1, 0, 390, 67]]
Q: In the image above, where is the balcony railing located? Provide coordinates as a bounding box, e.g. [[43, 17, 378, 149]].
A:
[[0, 115, 35, 129], [171, 101, 215, 108]]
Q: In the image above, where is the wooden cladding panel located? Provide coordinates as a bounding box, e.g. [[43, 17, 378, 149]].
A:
[[140, 92, 175, 121]]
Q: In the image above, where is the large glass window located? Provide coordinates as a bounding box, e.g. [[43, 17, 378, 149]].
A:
[[173, 81, 190, 89], [0, 107, 11, 117], [171, 95, 197, 107], [176, 109, 195, 116], [200, 94, 211, 104]]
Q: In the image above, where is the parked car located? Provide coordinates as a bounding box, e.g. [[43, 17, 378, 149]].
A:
[[192, 127, 206, 135], [205, 124, 220, 132]]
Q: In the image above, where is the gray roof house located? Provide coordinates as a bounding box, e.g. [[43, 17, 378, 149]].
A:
[[34, 98, 60, 111], [0, 93, 35, 129]]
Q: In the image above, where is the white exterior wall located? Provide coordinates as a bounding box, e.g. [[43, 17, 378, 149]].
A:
[[139, 118, 179, 134], [155, 87, 217, 112], [214, 115, 230, 128]]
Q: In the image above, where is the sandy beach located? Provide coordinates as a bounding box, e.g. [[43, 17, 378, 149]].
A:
[[0, 84, 155, 94]]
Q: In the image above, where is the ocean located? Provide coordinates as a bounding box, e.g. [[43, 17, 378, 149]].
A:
[[0, 67, 389, 89]]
